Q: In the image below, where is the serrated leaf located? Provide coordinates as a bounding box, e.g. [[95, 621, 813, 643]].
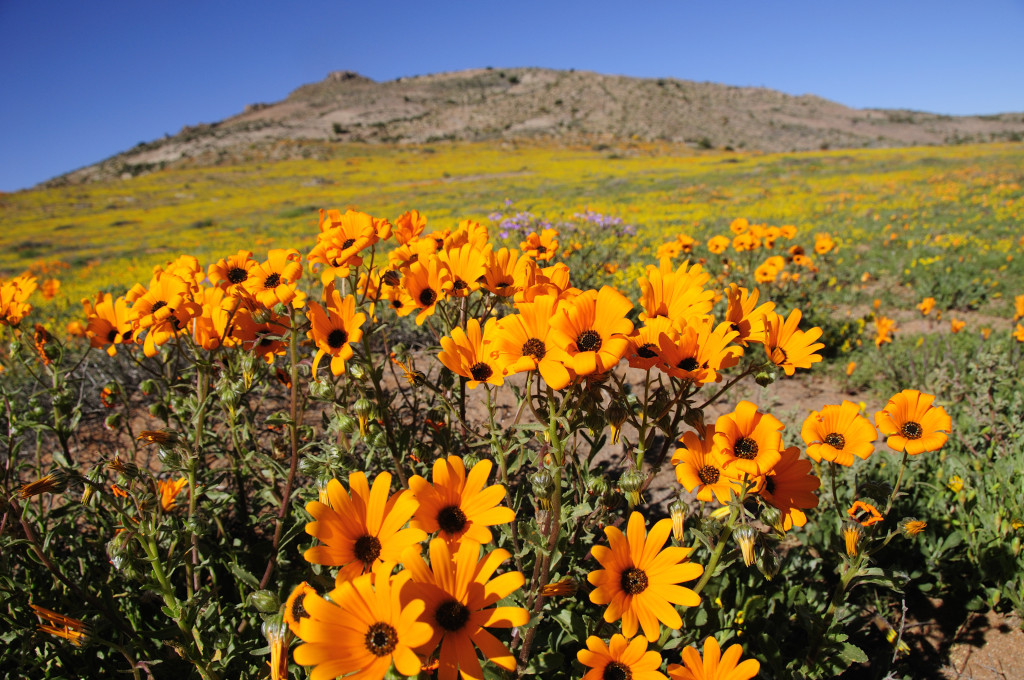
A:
[[839, 642, 868, 664]]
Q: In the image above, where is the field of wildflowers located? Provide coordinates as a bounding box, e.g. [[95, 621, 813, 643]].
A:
[[1, 140, 1023, 679]]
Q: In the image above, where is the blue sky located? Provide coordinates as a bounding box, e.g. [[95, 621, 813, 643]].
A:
[[2, 0, 1023, 192]]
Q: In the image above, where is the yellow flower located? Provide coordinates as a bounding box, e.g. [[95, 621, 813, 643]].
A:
[[667, 637, 759, 680], [157, 477, 188, 511], [587, 511, 703, 641]]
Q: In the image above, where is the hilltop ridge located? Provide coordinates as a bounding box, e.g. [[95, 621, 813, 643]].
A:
[[47, 67, 1024, 186]]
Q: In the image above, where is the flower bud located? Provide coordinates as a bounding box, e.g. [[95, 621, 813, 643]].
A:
[[348, 364, 366, 381], [682, 407, 706, 433], [353, 398, 374, 436], [733, 524, 758, 567], [139, 378, 157, 395], [899, 517, 927, 538], [248, 590, 281, 614], [669, 497, 687, 543], [19, 468, 75, 498], [335, 414, 358, 434], [754, 370, 776, 387], [381, 269, 401, 287], [530, 469, 554, 509], [618, 468, 646, 508], [584, 410, 605, 438], [104, 412, 124, 430], [760, 505, 784, 534], [309, 379, 334, 401], [607, 401, 629, 445], [843, 522, 863, 558], [757, 546, 782, 581], [148, 403, 169, 420]]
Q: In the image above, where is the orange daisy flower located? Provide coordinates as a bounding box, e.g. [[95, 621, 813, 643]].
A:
[[481, 247, 529, 297], [763, 309, 824, 376], [409, 455, 515, 545], [714, 400, 784, 477], [438, 318, 506, 389], [656, 318, 740, 384], [303, 471, 426, 582], [917, 297, 936, 316], [636, 259, 714, 327], [724, 284, 775, 347], [548, 286, 634, 378], [626, 316, 678, 371], [706, 235, 731, 254], [490, 294, 574, 389], [293, 566, 432, 680], [393, 210, 428, 245], [307, 290, 367, 376], [667, 637, 760, 680], [284, 581, 317, 635], [208, 249, 257, 293], [244, 249, 304, 308], [672, 425, 750, 503], [403, 538, 529, 680], [801, 401, 878, 466], [587, 511, 703, 641], [520, 228, 559, 262], [399, 257, 453, 326], [760, 446, 820, 530], [438, 243, 488, 298], [82, 292, 134, 356], [874, 389, 951, 455], [578, 634, 667, 680]]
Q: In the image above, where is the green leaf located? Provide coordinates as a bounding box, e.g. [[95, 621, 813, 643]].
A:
[[839, 642, 868, 664], [229, 562, 260, 591]]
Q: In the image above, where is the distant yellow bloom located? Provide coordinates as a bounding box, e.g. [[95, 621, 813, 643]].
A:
[[1015, 324, 1024, 342], [950, 319, 966, 333], [947, 475, 964, 493], [1014, 294, 1024, 321], [917, 297, 936, 316], [706, 235, 731, 254], [874, 316, 897, 347], [845, 361, 856, 376]]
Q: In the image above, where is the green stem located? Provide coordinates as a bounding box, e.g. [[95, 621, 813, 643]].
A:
[[691, 513, 737, 596]]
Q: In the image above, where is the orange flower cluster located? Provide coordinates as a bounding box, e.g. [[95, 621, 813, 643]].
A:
[[673, 402, 821, 530], [82, 250, 308, 358], [292, 457, 527, 680]]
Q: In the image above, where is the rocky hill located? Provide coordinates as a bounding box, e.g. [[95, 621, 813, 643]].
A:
[[49, 67, 1024, 185]]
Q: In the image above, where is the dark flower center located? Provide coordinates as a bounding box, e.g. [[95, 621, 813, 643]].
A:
[[390, 299, 403, 309], [469, 362, 493, 382], [536, 245, 547, 254], [264, 273, 281, 289], [619, 567, 648, 595], [227, 267, 248, 284], [522, 338, 546, 360], [677, 357, 699, 372], [576, 329, 603, 353], [452, 279, 468, 291], [603, 662, 632, 680], [434, 598, 471, 632], [734, 437, 759, 459], [636, 343, 658, 359], [106, 328, 118, 342], [698, 464, 720, 485], [363, 622, 398, 656], [418, 288, 437, 307], [327, 329, 348, 349], [901, 421, 923, 440], [825, 433, 846, 449], [151, 300, 167, 314], [291, 593, 309, 621], [437, 505, 468, 534], [122, 330, 133, 342], [353, 535, 382, 565], [495, 281, 509, 289], [765, 476, 776, 495], [342, 238, 356, 250]]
